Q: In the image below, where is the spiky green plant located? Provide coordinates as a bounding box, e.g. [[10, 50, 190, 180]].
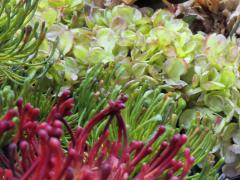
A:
[[0, 0, 57, 84], [66, 65, 220, 178], [0, 63, 221, 178]]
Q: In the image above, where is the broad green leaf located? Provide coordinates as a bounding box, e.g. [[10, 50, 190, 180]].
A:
[[148, 51, 165, 66], [150, 27, 173, 47], [201, 81, 225, 91], [165, 19, 185, 32], [163, 58, 187, 80], [219, 69, 236, 88], [118, 30, 136, 47], [96, 28, 115, 51], [110, 16, 128, 31], [207, 34, 227, 53], [179, 109, 196, 128], [132, 63, 148, 77], [204, 93, 225, 112], [73, 45, 88, 63], [222, 123, 238, 141], [112, 5, 142, 24], [41, 8, 58, 27], [58, 30, 74, 55], [48, 0, 66, 8], [151, 9, 173, 27], [88, 47, 113, 64], [64, 57, 79, 81]]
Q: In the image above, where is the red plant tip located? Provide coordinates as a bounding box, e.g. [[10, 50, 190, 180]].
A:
[[129, 141, 144, 153], [61, 89, 71, 98], [117, 102, 125, 109], [146, 147, 153, 154], [24, 103, 33, 112], [32, 108, 40, 118], [180, 134, 188, 144], [184, 148, 191, 156], [171, 176, 179, 180], [8, 143, 17, 153], [178, 148, 195, 179], [20, 141, 29, 150], [190, 157, 195, 164], [0, 121, 15, 134], [38, 122, 48, 130], [68, 148, 77, 158], [49, 137, 61, 148], [0, 92, 194, 179], [171, 134, 187, 145], [52, 128, 63, 138], [108, 100, 126, 112], [100, 163, 112, 179], [161, 141, 168, 148], [74, 127, 83, 139], [3, 109, 18, 120], [130, 141, 144, 147], [59, 98, 74, 116], [16, 98, 23, 107], [184, 148, 195, 164], [53, 120, 63, 128], [65, 167, 74, 180], [159, 125, 166, 131], [45, 124, 53, 134], [119, 94, 128, 103], [171, 134, 181, 143], [24, 121, 38, 130], [79, 167, 95, 179], [38, 129, 49, 142], [3, 169, 13, 179], [157, 125, 166, 135], [172, 160, 183, 172], [58, 90, 72, 104]]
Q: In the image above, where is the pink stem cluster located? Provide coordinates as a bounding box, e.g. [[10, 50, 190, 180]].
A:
[[0, 90, 194, 180]]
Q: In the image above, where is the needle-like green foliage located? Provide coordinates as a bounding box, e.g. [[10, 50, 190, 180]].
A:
[[0, 0, 57, 84], [0, 63, 222, 178], [67, 65, 221, 179]]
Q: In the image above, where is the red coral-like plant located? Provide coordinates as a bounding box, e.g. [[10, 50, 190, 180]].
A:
[[0, 90, 194, 180]]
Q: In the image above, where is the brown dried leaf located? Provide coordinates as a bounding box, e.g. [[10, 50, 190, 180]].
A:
[[175, 0, 240, 36], [121, 0, 136, 5], [228, 3, 240, 35], [195, 0, 220, 14]]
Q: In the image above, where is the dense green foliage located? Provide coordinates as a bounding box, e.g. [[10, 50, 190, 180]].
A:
[[0, 0, 58, 84], [35, 1, 240, 177], [0, 0, 240, 179]]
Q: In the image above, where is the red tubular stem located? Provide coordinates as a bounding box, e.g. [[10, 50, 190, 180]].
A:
[[87, 130, 109, 165]]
